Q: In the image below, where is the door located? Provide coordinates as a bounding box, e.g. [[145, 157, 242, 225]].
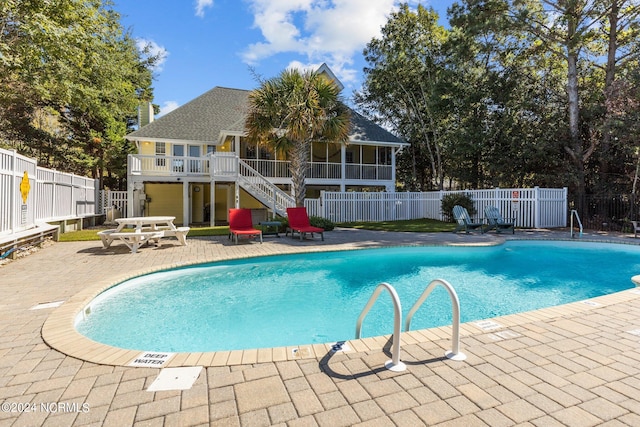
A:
[[172, 145, 184, 173], [188, 145, 200, 173]]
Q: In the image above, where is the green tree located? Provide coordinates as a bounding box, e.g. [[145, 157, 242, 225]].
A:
[[592, 0, 640, 193], [0, 0, 155, 187], [458, 0, 635, 203], [447, 1, 569, 188], [356, 4, 449, 190], [245, 69, 351, 207]]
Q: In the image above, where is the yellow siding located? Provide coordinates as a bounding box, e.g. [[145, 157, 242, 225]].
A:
[[139, 141, 155, 155], [141, 184, 269, 225], [219, 136, 233, 152], [240, 189, 263, 209], [214, 185, 228, 222], [144, 183, 183, 223]]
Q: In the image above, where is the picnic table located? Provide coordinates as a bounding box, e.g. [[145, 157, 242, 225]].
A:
[[98, 216, 189, 253]]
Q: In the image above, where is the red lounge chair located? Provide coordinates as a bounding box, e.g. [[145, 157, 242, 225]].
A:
[[286, 207, 324, 241], [229, 208, 262, 244]]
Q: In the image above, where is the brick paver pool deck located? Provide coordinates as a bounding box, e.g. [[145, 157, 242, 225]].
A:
[[1, 228, 639, 426]]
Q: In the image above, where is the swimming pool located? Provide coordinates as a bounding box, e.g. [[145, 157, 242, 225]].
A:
[[76, 240, 640, 352]]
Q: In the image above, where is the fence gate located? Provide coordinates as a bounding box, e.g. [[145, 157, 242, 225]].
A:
[[101, 190, 128, 219]]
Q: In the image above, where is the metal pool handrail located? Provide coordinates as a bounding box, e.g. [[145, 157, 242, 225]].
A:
[[355, 282, 406, 372], [570, 209, 583, 238], [404, 279, 467, 361]]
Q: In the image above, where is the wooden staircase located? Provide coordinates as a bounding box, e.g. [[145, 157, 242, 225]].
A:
[[236, 158, 295, 217]]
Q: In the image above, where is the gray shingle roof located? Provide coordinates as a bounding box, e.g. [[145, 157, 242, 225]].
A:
[[127, 87, 406, 146], [348, 110, 404, 145]]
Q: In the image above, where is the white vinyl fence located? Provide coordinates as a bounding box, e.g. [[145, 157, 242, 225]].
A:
[[305, 187, 568, 228], [100, 190, 128, 219], [0, 148, 99, 236]]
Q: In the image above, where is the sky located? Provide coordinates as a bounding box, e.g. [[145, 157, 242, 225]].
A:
[[113, 1, 454, 117]]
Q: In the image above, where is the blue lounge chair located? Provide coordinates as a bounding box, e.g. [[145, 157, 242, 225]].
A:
[[453, 205, 484, 233], [484, 206, 515, 234]]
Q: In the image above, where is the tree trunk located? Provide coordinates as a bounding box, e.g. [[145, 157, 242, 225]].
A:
[[564, 10, 587, 213], [600, 0, 620, 187], [289, 141, 310, 207]]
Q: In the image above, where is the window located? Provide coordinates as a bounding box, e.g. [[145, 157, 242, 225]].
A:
[[206, 145, 216, 154], [155, 142, 166, 167]]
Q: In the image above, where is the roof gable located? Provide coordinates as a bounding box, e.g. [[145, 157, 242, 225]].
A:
[[127, 87, 249, 144], [127, 86, 405, 146]]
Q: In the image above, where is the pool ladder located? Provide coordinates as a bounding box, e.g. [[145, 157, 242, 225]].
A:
[[570, 209, 583, 238], [355, 279, 466, 372]]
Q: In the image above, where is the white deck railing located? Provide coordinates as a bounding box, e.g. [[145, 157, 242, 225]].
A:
[[128, 155, 211, 176], [129, 153, 393, 182]]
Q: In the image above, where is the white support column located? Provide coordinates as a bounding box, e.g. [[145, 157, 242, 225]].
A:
[[392, 147, 402, 193], [183, 181, 189, 226], [340, 144, 346, 192], [127, 181, 135, 218], [234, 182, 240, 208], [210, 180, 216, 227]]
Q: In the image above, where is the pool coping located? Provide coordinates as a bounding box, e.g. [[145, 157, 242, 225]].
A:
[[42, 237, 640, 368]]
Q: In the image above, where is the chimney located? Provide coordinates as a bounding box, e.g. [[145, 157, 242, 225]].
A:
[[138, 102, 154, 127]]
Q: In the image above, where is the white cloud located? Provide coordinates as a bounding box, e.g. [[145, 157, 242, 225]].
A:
[[195, 0, 214, 17], [158, 101, 180, 117], [286, 60, 318, 72], [241, 0, 398, 86], [136, 39, 169, 72]]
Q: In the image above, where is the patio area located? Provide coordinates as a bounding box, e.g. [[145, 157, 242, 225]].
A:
[[1, 228, 639, 426]]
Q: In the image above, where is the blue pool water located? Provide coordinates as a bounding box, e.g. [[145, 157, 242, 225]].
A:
[[76, 241, 640, 352]]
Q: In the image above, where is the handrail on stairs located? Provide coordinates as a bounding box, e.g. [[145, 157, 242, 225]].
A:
[[237, 158, 295, 216]]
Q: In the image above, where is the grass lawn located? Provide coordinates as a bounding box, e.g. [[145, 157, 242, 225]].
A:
[[58, 219, 455, 242], [338, 218, 455, 232], [58, 226, 231, 242]]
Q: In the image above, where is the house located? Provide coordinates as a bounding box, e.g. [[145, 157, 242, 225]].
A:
[[125, 65, 408, 226]]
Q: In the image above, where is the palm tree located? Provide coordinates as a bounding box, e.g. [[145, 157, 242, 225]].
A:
[[245, 68, 351, 207]]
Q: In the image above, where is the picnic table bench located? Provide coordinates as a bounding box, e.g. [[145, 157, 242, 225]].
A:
[[97, 216, 189, 254], [97, 230, 163, 254]]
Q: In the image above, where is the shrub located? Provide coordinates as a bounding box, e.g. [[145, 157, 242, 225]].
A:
[[275, 215, 334, 232], [275, 216, 288, 233], [309, 216, 335, 231], [441, 193, 476, 222]]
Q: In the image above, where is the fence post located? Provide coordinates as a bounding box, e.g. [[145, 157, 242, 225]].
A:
[[562, 187, 568, 227], [320, 190, 326, 219], [534, 186, 540, 228], [10, 150, 16, 234], [50, 171, 55, 220], [69, 173, 74, 218]]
